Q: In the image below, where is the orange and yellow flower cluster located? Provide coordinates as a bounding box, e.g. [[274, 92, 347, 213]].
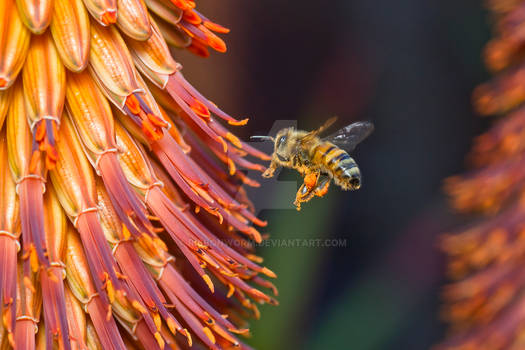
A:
[[0, 1, 276, 349], [439, 1, 525, 349]]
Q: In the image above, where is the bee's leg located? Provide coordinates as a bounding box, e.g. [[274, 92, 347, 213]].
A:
[[314, 174, 331, 198], [293, 170, 320, 210], [294, 183, 315, 210], [262, 160, 279, 178], [303, 171, 319, 190]]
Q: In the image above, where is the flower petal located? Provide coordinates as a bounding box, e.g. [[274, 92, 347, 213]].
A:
[[116, 0, 152, 41], [50, 0, 91, 72], [0, 0, 30, 89], [15, 0, 52, 33]]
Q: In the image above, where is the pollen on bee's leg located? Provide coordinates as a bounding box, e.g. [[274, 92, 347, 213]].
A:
[[304, 172, 319, 189], [295, 181, 317, 208]]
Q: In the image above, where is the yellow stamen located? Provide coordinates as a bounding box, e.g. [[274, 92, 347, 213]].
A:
[[202, 274, 214, 293], [166, 317, 177, 335], [202, 327, 216, 344], [29, 247, 39, 272], [153, 312, 161, 330], [226, 283, 235, 298], [131, 300, 147, 314], [154, 332, 165, 349], [225, 132, 242, 149]]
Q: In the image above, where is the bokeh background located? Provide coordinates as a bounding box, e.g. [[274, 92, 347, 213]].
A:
[[178, 1, 492, 349]]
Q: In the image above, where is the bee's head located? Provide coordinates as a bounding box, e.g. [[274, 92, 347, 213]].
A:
[[273, 128, 297, 164], [251, 127, 298, 166]]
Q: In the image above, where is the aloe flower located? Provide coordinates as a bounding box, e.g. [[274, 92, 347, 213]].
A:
[[438, 1, 525, 349], [0, 1, 276, 349]]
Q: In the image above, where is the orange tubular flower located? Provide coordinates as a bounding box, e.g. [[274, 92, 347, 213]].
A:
[[0, 1, 275, 349], [438, 1, 525, 349]]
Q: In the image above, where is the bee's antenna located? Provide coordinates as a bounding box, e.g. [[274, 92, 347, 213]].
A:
[[250, 136, 275, 142]]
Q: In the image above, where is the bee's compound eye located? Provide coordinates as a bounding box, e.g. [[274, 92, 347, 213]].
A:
[[277, 135, 287, 148]]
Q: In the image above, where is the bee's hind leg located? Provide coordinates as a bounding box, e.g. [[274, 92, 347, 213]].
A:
[[294, 183, 316, 211], [293, 171, 322, 210], [314, 174, 331, 198], [303, 171, 319, 190]]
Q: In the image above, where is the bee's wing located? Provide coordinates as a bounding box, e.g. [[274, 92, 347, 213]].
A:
[[324, 121, 374, 152], [300, 117, 338, 143]]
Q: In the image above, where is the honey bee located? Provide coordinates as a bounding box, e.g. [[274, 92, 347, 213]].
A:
[[252, 117, 374, 210]]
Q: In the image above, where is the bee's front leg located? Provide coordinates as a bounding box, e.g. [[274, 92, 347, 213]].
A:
[[262, 160, 279, 178]]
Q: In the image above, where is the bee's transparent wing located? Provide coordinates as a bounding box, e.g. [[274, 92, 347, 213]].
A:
[[300, 116, 338, 143], [325, 121, 374, 152]]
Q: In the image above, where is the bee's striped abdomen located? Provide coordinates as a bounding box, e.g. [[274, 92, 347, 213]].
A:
[[311, 141, 361, 190], [310, 142, 336, 165]]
